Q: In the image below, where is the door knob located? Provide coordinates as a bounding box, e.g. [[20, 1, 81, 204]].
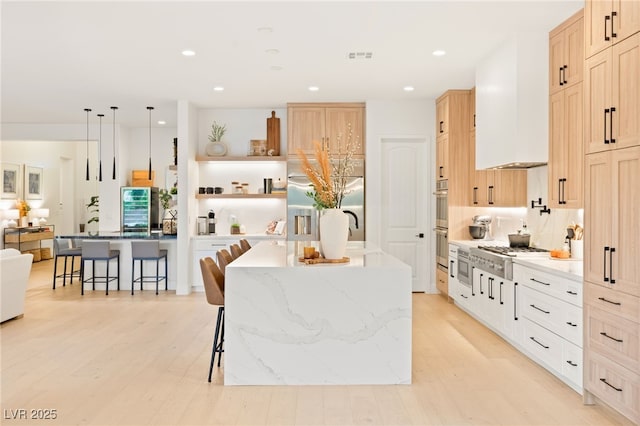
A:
[[416, 233, 424, 238]]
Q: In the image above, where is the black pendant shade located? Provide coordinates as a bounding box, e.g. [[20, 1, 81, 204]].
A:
[[97, 113, 104, 182], [111, 106, 118, 180], [84, 108, 92, 181], [147, 106, 154, 180]]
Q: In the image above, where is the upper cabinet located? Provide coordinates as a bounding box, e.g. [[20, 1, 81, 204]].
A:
[[475, 34, 548, 169], [471, 169, 527, 208], [548, 11, 584, 209], [468, 87, 476, 132], [584, 33, 640, 154], [585, 0, 640, 58], [436, 95, 450, 136], [550, 10, 584, 94], [287, 103, 365, 157]]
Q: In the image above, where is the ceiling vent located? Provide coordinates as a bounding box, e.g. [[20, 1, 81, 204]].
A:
[[347, 52, 373, 60]]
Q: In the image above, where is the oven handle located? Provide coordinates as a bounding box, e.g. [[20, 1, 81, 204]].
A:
[[432, 190, 448, 196], [433, 228, 448, 236]]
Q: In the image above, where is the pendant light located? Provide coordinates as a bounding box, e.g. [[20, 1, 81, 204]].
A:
[[147, 106, 154, 180], [97, 113, 104, 181], [111, 106, 118, 180], [84, 108, 92, 181]]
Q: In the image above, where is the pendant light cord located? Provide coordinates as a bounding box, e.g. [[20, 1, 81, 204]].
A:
[[111, 106, 118, 180], [147, 106, 154, 180], [84, 108, 91, 181], [97, 113, 104, 181]]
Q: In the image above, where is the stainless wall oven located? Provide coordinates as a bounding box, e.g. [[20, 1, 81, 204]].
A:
[[434, 227, 448, 269], [434, 180, 448, 229], [457, 247, 471, 286]]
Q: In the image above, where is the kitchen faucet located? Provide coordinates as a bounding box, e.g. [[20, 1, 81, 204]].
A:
[[343, 210, 359, 237]]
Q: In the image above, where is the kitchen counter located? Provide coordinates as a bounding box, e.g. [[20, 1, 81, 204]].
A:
[[191, 233, 283, 240], [224, 241, 412, 385], [513, 257, 583, 282]]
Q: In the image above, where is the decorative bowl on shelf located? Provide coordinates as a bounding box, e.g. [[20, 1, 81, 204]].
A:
[[205, 141, 227, 156]]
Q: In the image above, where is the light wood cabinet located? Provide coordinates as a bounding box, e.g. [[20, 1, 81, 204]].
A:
[[436, 135, 449, 181], [550, 10, 584, 94], [471, 169, 527, 207], [436, 95, 449, 136], [468, 87, 476, 132], [548, 83, 584, 208], [584, 33, 640, 155], [287, 103, 365, 157], [585, 0, 640, 58]]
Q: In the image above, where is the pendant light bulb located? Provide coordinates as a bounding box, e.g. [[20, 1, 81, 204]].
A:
[[97, 113, 104, 182], [84, 108, 92, 181], [147, 106, 154, 180], [111, 106, 118, 180]]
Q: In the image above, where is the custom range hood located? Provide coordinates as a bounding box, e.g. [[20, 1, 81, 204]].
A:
[[475, 33, 548, 170]]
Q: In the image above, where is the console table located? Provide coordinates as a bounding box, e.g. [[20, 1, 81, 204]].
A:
[[3, 225, 55, 252]]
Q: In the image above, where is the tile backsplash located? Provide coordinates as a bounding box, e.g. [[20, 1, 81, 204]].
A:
[[464, 165, 582, 250]]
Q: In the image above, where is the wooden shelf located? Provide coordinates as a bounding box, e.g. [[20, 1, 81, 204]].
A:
[[196, 155, 286, 162], [195, 193, 286, 200]]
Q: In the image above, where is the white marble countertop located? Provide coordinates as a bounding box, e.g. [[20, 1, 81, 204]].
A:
[[513, 257, 583, 282]]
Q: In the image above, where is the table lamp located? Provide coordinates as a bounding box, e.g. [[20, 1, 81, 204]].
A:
[[31, 208, 50, 225], [4, 209, 20, 228]]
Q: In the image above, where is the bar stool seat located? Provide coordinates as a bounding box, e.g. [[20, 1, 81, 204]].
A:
[[200, 256, 225, 382], [80, 241, 120, 295], [52, 238, 82, 289], [131, 240, 168, 295]]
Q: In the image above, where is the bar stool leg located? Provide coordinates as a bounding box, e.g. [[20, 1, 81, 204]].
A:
[[155, 259, 160, 295], [131, 257, 135, 295], [80, 259, 85, 295], [53, 256, 58, 290], [164, 256, 168, 291], [63, 256, 69, 286], [117, 256, 120, 291], [92, 260, 96, 291], [106, 259, 110, 296], [218, 309, 225, 367]]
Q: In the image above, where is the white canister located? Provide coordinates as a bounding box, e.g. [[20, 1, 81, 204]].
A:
[[570, 240, 583, 259]]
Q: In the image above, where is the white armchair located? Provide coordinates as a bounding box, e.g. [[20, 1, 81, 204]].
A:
[[1, 248, 33, 322]]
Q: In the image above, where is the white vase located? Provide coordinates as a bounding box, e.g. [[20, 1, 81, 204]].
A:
[[319, 209, 349, 260]]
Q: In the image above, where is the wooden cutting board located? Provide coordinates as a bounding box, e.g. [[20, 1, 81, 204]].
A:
[[266, 111, 280, 156], [298, 256, 350, 265]]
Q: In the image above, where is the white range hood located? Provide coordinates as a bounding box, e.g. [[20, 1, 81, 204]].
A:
[[475, 33, 548, 170]]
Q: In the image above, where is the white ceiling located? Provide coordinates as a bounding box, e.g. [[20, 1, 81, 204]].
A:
[[1, 0, 583, 129]]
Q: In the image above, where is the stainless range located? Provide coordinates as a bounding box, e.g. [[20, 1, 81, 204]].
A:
[[470, 245, 549, 280]]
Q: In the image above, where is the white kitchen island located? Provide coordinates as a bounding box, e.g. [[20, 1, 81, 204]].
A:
[[224, 241, 412, 385]]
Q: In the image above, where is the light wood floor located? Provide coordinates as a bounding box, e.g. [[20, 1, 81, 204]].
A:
[[0, 259, 633, 426]]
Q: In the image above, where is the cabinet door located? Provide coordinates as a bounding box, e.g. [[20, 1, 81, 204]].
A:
[[585, 49, 612, 154], [436, 96, 449, 135], [471, 169, 488, 206], [565, 16, 585, 87], [436, 135, 449, 181], [585, 0, 615, 57], [549, 90, 567, 207], [493, 170, 527, 207], [584, 152, 612, 286], [611, 146, 640, 296], [612, 34, 640, 151], [550, 30, 566, 94], [564, 82, 585, 208], [614, 0, 640, 45], [436, 266, 448, 296], [287, 107, 326, 155], [468, 87, 476, 131], [325, 107, 364, 155]]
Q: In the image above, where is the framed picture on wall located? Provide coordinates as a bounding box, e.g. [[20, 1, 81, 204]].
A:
[[1, 163, 21, 199], [25, 165, 43, 200]]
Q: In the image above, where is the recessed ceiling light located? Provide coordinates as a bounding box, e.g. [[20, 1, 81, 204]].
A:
[[432, 50, 446, 57], [157, 120, 166, 125], [270, 66, 283, 71], [257, 27, 273, 33], [308, 86, 319, 92], [403, 86, 415, 92], [181, 49, 196, 57], [213, 86, 224, 92], [265, 48, 279, 55]]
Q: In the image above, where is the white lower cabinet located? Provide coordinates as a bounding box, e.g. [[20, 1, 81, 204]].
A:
[[463, 267, 514, 340], [513, 263, 583, 393]]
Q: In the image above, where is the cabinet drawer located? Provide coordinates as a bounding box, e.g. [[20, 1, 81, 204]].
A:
[[520, 285, 582, 347], [193, 239, 232, 251], [586, 305, 639, 373], [520, 318, 564, 373], [452, 281, 472, 308], [585, 281, 640, 322], [585, 351, 640, 424], [514, 265, 582, 307], [562, 341, 583, 388]]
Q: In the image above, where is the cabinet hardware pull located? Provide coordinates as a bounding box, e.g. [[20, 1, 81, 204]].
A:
[[530, 304, 550, 314], [530, 337, 549, 349], [559, 67, 564, 86], [597, 296, 621, 306], [566, 290, 578, 295], [473, 187, 478, 205], [610, 107, 616, 144], [439, 166, 444, 178], [439, 121, 444, 133], [473, 114, 476, 128], [471, 267, 476, 297], [611, 11, 617, 38], [450, 260, 454, 278], [460, 294, 468, 299], [610, 247, 615, 284], [499, 281, 504, 305], [514, 282, 518, 320], [604, 15, 611, 41], [530, 278, 550, 286], [558, 179, 562, 204], [600, 378, 622, 392], [563, 65, 568, 84], [566, 321, 578, 327], [562, 178, 567, 204], [488, 277, 494, 300], [604, 108, 610, 144], [604, 247, 610, 282], [566, 360, 578, 367], [488, 186, 494, 205], [600, 332, 623, 343], [480, 273, 484, 294]]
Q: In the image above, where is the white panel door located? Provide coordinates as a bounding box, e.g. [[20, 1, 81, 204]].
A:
[[381, 138, 429, 292], [58, 157, 75, 234]]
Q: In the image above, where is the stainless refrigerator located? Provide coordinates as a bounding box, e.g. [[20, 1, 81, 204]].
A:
[[120, 187, 159, 233], [287, 158, 365, 241]]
